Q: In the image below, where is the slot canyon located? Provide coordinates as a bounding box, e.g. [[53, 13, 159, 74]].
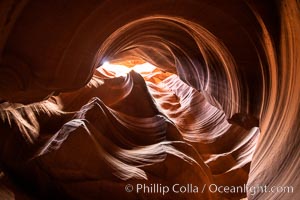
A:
[[0, 0, 299, 199]]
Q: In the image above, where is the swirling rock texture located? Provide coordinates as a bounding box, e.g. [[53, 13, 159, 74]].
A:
[[0, 0, 299, 199]]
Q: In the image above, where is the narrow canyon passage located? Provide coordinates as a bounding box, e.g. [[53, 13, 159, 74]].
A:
[[0, 0, 299, 199]]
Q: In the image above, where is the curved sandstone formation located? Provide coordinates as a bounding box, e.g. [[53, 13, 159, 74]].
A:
[[0, 0, 299, 199]]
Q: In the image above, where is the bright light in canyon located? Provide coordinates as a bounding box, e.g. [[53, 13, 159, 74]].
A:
[[100, 61, 157, 77]]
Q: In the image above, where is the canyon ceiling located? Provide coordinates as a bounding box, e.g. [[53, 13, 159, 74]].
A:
[[0, 0, 299, 199]]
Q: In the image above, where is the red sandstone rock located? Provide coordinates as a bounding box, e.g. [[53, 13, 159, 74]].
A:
[[0, 0, 299, 200]]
